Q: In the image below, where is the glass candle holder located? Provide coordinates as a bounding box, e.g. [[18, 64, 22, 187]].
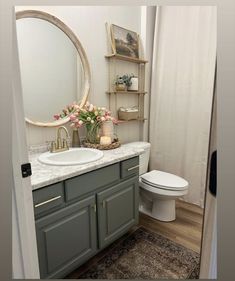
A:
[[102, 121, 114, 141]]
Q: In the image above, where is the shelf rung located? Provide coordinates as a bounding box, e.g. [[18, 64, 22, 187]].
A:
[[105, 54, 148, 64], [116, 118, 147, 124], [106, 91, 147, 95]]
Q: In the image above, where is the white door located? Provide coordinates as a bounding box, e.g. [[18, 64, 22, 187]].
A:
[[200, 80, 217, 278], [12, 9, 40, 279]]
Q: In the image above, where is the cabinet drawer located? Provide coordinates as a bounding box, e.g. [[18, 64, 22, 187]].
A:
[[33, 182, 64, 216], [121, 156, 139, 179], [65, 163, 120, 201]]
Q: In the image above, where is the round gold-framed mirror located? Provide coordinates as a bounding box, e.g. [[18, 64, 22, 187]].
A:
[[16, 10, 91, 127]]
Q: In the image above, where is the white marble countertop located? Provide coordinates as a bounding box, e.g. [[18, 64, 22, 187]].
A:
[[30, 145, 144, 190]]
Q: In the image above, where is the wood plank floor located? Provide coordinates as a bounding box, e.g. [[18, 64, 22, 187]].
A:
[[139, 200, 204, 253]]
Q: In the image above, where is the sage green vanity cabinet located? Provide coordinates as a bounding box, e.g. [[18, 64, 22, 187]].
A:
[[97, 177, 139, 248], [35, 196, 97, 279], [33, 156, 139, 279]]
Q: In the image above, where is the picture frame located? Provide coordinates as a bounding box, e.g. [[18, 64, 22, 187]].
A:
[[110, 24, 139, 59]]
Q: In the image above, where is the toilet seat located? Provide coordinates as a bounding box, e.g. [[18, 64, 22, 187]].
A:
[[140, 170, 188, 191], [139, 179, 189, 197]]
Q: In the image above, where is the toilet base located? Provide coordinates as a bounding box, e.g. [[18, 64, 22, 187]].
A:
[[139, 198, 176, 222]]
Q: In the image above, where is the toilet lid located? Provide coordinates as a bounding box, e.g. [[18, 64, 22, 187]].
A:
[[140, 170, 188, 191]]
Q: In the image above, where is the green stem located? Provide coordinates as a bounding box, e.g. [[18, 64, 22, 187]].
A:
[[86, 122, 100, 144]]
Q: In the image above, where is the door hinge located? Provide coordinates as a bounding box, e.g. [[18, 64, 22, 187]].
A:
[[21, 163, 32, 178]]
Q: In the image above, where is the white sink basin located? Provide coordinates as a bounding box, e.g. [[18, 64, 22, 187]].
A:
[[38, 148, 104, 166]]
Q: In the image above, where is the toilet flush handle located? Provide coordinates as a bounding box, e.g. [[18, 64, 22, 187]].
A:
[[127, 165, 140, 171]]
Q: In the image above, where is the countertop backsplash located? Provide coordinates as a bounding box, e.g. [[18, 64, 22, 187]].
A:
[[28, 144, 49, 155]]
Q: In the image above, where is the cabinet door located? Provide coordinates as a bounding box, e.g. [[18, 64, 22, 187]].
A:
[[35, 195, 97, 279], [97, 177, 139, 249]]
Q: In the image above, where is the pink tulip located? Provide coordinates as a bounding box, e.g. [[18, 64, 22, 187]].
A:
[[70, 114, 77, 121], [89, 104, 94, 112], [73, 121, 80, 128], [54, 114, 60, 120], [74, 104, 80, 110], [112, 118, 118, 124]]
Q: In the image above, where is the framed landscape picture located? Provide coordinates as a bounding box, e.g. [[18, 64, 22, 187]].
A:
[[110, 24, 139, 59]]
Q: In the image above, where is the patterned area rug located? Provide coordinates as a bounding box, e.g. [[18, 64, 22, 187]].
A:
[[71, 227, 200, 279]]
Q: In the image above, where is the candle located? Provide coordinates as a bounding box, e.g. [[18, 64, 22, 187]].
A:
[[102, 121, 114, 140], [100, 136, 112, 145]]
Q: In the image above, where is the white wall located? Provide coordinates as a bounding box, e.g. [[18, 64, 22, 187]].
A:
[[15, 6, 148, 147]]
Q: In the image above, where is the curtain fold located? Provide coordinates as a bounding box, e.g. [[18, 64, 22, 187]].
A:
[[149, 6, 216, 207]]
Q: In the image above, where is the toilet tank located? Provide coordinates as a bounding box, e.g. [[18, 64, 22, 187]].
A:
[[123, 142, 151, 175]]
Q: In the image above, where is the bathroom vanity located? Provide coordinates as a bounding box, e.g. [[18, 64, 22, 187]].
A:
[[30, 147, 143, 279]]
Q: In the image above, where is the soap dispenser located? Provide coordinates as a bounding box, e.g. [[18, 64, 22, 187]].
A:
[[72, 128, 80, 147]]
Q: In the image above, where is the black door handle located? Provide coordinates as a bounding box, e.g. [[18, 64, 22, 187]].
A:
[[209, 150, 216, 197]]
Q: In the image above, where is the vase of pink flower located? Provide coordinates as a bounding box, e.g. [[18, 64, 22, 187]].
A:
[[54, 101, 117, 144]]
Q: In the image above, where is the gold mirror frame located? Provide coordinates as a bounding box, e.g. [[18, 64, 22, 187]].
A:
[[16, 10, 91, 127]]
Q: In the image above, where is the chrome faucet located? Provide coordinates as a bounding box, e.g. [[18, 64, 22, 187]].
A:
[[50, 126, 70, 153]]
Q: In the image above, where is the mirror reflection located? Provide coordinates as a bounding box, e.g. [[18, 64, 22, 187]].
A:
[[16, 17, 84, 123]]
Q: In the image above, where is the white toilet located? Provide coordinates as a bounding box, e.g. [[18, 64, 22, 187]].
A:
[[123, 142, 189, 222]]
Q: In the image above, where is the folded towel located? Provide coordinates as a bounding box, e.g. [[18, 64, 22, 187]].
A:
[[119, 106, 139, 112]]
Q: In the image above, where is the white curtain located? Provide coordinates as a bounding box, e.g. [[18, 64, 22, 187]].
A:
[[149, 6, 216, 207]]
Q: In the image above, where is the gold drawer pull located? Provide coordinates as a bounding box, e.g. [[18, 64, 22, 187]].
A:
[[127, 165, 140, 171], [34, 195, 62, 208]]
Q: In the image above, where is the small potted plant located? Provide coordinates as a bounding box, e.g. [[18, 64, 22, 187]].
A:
[[115, 76, 126, 91], [115, 74, 138, 91], [121, 74, 134, 89]]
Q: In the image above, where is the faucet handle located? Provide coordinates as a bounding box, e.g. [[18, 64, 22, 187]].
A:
[[62, 138, 69, 149], [50, 141, 56, 153]]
